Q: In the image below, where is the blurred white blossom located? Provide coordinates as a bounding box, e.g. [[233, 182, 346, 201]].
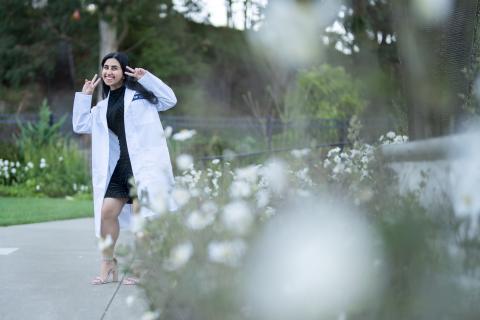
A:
[[172, 187, 190, 208], [141, 310, 161, 320], [222, 201, 253, 235], [230, 180, 252, 199], [208, 239, 247, 267], [261, 158, 288, 194], [176, 154, 194, 171], [186, 210, 215, 230], [86, 3, 97, 14], [164, 126, 173, 138], [164, 241, 193, 271], [245, 199, 384, 320], [98, 234, 113, 252], [172, 129, 196, 141]]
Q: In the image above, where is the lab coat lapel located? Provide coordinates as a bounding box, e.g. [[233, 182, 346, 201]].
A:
[[98, 99, 108, 131], [124, 88, 135, 114]]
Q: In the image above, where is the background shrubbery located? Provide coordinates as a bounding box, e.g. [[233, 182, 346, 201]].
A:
[[0, 100, 90, 198]]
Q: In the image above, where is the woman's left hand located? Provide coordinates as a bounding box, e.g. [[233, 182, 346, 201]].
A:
[[125, 66, 146, 80]]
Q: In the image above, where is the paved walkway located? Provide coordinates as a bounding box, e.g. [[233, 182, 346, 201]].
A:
[[0, 218, 148, 320]]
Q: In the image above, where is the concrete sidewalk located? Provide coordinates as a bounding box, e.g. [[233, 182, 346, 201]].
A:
[[0, 218, 148, 320]]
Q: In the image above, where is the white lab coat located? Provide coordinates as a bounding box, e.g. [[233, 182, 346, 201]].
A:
[[72, 71, 177, 237]]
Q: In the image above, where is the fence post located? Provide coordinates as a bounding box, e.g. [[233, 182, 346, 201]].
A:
[[266, 115, 273, 153]]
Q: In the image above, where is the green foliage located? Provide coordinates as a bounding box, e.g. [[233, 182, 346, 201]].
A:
[[289, 64, 366, 120], [15, 99, 66, 161], [1, 100, 90, 197]]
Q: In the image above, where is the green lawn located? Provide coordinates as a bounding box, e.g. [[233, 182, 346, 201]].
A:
[[0, 197, 92, 226]]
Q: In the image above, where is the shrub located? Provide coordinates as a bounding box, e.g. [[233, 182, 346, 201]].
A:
[[0, 100, 90, 197], [119, 131, 480, 320]]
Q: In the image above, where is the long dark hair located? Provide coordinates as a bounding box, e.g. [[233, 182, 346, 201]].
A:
[[101, 52, 158, 105]]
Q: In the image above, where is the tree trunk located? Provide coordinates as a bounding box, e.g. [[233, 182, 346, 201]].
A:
[[98, 15, 118, 100], [226, 0, 233, 28], [244, 0, 250, 29], [99, 19, 118, 65]]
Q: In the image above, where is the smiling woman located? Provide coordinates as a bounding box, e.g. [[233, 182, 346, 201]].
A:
[[72, 51, 177, 285]]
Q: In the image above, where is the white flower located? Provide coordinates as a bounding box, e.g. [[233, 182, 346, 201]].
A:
[[11, 168, 16, 174], [256, 189, 270, 208], [39, 158, 47, 169], [260, 159, 288, 194], [16, 161, 20, 167], [98, 234, 113, 252], [323, 159, 331, 168], [86, 3, 97, 14], [222, 201, 253, 235], [291, 148, 311, 159], [142, 310, 161, 320], [35, 185, 41, 191], [172, 188, 190, 208], [58, 156, 63, 162], [149, 192, 167, 214], [164, 241, 193, 271], [212, 158, 220, 165], [172, 129, 196, 141], [176, 154, 194, 171], [208, 239, 247, 267], [386, 131, 396, 139], [131, 214, 146, 233], [27, 162, 34, 168], [163, 126, 173, 138], [186, 210, 215, 230], [235, 165, 259, 183], [230, 180, 252, 199], [332, 163, 345, 174]]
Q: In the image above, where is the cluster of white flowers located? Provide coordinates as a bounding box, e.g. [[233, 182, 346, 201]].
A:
[[323, 144, 374, 182], [72, 183, 89, 193], [172, 129, 196, 141], [39, 158, 47, 169], [379, 131, 409, 145], [0, 159, 32, 182], [323, 6, 358, 56]]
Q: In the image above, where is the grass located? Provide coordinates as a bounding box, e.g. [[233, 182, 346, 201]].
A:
[[0, 197, 92, 226]]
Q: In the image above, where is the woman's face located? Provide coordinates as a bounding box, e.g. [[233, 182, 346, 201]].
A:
[[102, 58, 124, 90]]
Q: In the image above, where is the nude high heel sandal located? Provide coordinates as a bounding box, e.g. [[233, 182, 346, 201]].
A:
[[91, 257, 118, 285]]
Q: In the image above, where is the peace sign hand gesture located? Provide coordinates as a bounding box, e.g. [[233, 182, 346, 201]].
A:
[[82, 74, 101, 95], [125, 66, 146, 80]]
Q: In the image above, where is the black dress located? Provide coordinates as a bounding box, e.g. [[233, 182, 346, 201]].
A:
[[104, 85, 134, 204]]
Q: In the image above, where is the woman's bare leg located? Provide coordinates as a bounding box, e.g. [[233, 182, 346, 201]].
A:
[[92, 197, 128, 284], [100, 197, 128, 257]]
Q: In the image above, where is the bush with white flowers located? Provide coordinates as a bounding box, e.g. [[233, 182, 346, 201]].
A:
[[125, 130, 480, 320]]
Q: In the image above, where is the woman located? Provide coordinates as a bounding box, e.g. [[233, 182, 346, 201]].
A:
[[72, 52, 177, 285]]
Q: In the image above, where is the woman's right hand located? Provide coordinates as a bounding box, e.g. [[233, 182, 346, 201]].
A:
[[82, 74, 101, 95]]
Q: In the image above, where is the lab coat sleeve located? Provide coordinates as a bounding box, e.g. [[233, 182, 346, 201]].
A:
[[72, 92, 95, 134], [137, 71, 177, 112]]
